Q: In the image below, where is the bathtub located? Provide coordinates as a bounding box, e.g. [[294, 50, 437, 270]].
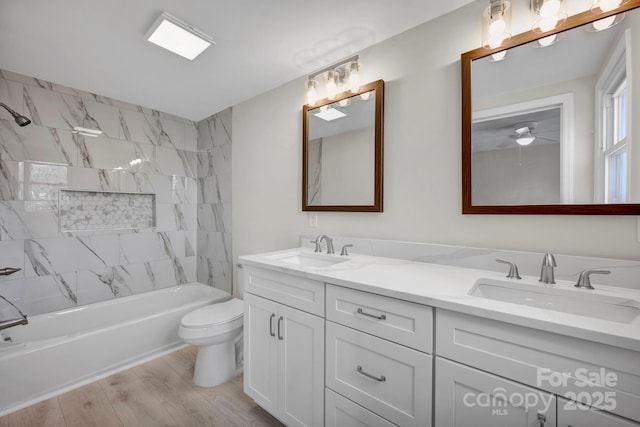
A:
[[0, 283, 231, 416]]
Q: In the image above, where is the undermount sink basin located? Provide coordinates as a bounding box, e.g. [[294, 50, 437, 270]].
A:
[[266, 251, 348, 268], [469, 279, 640, 324]]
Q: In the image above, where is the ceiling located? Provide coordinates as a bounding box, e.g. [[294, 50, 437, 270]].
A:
[[0, 0, 473, 122]]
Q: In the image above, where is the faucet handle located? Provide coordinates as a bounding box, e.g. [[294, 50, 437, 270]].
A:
[[310, 236, 322, 253], [340, 244, 354, 256], [496, 259, 521, 280], [575, 269, 611, 290]]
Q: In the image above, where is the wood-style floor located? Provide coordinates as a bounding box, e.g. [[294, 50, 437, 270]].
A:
[[0, 346, 284, 427]]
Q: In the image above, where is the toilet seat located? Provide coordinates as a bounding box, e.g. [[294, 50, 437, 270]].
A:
[[180, 298, 244, 329]]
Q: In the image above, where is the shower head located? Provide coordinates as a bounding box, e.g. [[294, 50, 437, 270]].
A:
[[0, 102, 31, 127]]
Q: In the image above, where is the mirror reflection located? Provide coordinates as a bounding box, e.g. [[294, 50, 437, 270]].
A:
[[302, 79, 384, 212], [469, 6, 639, 208]]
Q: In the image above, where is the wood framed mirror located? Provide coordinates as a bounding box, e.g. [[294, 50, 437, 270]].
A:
[[462, 0, 640, 214], [302, 79, 384, 212]]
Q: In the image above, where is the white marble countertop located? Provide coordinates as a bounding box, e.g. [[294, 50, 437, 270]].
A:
[[239, 247, 640, 352]]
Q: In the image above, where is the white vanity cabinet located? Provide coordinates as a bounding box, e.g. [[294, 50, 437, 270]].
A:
[[435, 357, 556, 426], [435, 309, 640, 427], [243, 267, 325, 427], [324, 284, 433, 427], [557, 398, 640, 427]]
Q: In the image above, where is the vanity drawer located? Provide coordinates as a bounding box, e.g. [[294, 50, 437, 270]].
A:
[[326, 322, 432, 427], [243, 266, 324, 316], [326, 284, 432, 353], [436, 309, 640, 422], [325, 388, 397, 427]]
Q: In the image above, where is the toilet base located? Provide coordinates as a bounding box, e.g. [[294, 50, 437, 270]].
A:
[[193, 341, 237, 387]]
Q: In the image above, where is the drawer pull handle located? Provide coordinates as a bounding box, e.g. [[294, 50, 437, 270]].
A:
[[269, 313, 275, 337], [357, 365, 386, 382], [277, 316, 284, 340], [537, 414, 546, 427], [357, 308, 387, 320]]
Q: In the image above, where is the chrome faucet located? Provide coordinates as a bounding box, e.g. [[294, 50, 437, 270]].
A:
[[310, 235, 323, 253], [575, 269, 610, 290], [539, 252, 556, 284], [496, 259, 521, 279], [320, 235, 334, 254]]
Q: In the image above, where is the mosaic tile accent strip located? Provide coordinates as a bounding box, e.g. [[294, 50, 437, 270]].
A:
[[59, 190, 155, 231]]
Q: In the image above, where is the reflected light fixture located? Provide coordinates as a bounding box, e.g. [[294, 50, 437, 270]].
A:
[[514, 124, 536, 145], [531, 0, 566, 32], [490, 50, 507, 61], [146, 12, 215, 60], [536, 33, 558, 47], [587, 0, 626, 31], [314, 107, 346, 122], [483, 0, 512, 49], [72, 126, 103, 137], [305, 56, 361, 105]]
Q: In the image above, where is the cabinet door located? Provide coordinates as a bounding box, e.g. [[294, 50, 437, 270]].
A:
[[244, 293, 279, 415], [435, 357, 556, 427], [278, 304, 325, 427], [558, 397, 640, 427]]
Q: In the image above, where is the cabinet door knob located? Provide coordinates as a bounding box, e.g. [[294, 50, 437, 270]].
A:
[[356, 308, 387, 320], [357, 365, 386, 382], [277, 316, 284, 340], [269, 313, 276, 337]]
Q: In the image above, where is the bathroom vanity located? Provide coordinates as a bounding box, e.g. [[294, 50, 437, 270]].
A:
[[239, 248, 640, 427]]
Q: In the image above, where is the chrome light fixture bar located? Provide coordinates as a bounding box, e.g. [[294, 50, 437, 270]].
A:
[[146, 12, 215, 60], [305, 55, 361, 105]]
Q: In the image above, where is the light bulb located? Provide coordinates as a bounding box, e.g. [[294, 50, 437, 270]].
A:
[[540, 0, 561, 17], [538, 15, 559, 31], [347, 62, 361, 93], [599, 0, 622, 12], [516, 135, 535, 145], [488, 17, 506, 35], [491, 50, 507, 61], [593, 15, 617, 30], [360, 92, 371, 101], [537, 34, 557, 47], [338, 98, 351, 107], [325, 70, 337, 99], [306, 79, 317, 105]]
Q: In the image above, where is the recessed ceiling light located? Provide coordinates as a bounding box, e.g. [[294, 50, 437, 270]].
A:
[[145, 12, 215, 60], [314, 108, 347, 121]]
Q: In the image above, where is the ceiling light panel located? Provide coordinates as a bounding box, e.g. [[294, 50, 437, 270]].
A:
[[146, 12, 215, 60]]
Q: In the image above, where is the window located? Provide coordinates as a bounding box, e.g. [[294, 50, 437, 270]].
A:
[[595, 31, 630, 204]]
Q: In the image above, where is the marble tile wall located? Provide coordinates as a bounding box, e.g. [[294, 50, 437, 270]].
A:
[[0, 69, 199, 317], [196, 108, 232, 295]]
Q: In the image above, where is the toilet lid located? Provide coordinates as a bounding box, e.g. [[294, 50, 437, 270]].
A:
[[181, 298, 244, 328]]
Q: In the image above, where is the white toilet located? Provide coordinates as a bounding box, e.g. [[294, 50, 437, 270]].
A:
[[178, 298, 244, 387]]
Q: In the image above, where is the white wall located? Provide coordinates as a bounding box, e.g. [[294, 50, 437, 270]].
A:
[[232, 1, 640, 292]]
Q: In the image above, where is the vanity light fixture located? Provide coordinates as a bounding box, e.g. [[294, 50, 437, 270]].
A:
[[531, 0, 567, 33], [483, 0, 512, 49], [145, 12, 215, 60], [305, 55, 361, 105], [586, 0, 626, 32]]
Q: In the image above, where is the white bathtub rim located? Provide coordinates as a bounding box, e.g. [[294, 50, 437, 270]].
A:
[[0, 283, 231, 358]]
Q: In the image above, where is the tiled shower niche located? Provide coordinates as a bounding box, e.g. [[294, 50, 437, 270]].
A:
[[59, 190, 156, 232]]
